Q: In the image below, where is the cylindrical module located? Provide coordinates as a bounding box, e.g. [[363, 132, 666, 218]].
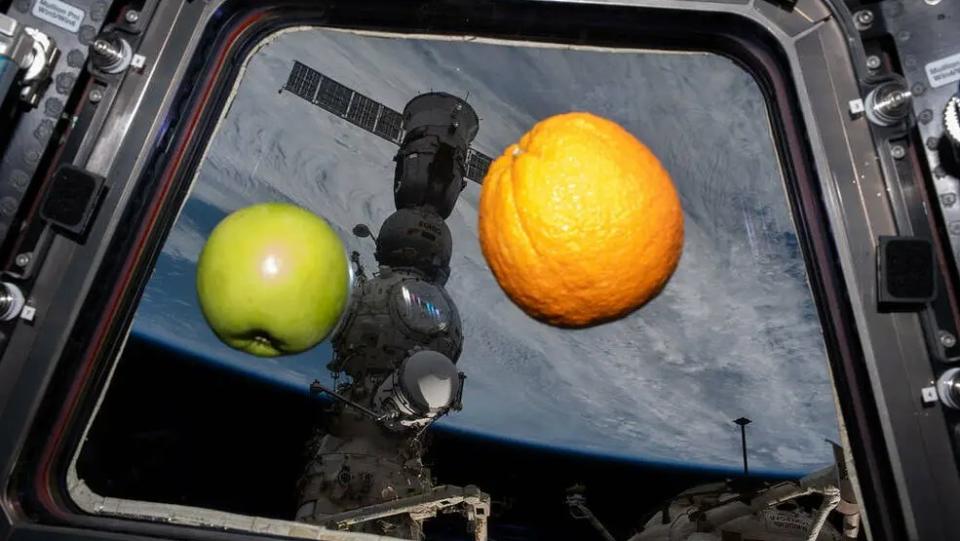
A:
[[393, 93, 479, 218]]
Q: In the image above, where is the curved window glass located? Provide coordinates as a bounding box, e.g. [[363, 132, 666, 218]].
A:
[[128, 27, 837, 475]]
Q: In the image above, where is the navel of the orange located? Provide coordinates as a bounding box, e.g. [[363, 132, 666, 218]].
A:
[[478, 112, 684, 327]]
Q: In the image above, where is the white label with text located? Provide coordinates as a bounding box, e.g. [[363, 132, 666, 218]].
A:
[[926, 52, 960, 89], [32, 0, 85, 33]]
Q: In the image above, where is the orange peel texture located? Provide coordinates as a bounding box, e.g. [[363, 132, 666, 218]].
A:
[[478, 112, 684, 327]]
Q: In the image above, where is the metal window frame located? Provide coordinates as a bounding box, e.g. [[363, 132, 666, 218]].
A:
[[0, 1, 955, 540]]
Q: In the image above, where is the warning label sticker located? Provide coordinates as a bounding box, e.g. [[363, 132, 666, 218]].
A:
[[32, 0, 85, 33], [926, 52, 960, 89]]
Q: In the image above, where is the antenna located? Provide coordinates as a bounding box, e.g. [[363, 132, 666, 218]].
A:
[[733, 417, 752, 476], [352, 223, 377, 243]]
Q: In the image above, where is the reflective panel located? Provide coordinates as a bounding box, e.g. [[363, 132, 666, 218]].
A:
[[394, 281, 453, 335]]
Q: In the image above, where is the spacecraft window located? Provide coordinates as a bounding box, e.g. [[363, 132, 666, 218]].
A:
[[61, 21, 842, 537], [393, 281, 455, 335]]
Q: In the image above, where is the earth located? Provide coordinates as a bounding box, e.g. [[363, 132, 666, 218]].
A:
[[132, 27, 840, 476]]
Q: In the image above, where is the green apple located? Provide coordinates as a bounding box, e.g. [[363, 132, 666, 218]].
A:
[[196, 202, 350, 357]]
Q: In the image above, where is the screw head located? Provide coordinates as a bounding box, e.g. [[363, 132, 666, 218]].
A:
[[919, 109, 934, 124], [89, 88, 103, 103], [855, 10, 874, 29], [0, 197, 16, 216], [942, 331, 958, 348], [891, 145, 906, 159], [912, 83, 926, 96], [12, 172, 28, 190], [866, 55, 882, 69], [15, 253, 30, 267], [124, 9, 140, 23]]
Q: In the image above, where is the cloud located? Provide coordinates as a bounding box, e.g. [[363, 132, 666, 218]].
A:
[[161, 216, 207, 262]]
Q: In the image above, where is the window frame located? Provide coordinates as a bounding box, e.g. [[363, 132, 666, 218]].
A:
[[0, 1, 953, 540]]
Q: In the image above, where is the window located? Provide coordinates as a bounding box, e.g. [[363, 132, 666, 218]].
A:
[[71, 25, 840, 538]]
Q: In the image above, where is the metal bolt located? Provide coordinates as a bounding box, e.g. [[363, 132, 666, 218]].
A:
[[912, 82, 926, 96], [89, 88, 102, 103], [866, 55, 881, 69], [91, 36, 133, 74], [0, 283, 25, 321], [919, 109, 934, 124], [93, 38, 123, 62], [15, 253, 30, 267], [891, 145, 906, 159], [942, 331, 957, 348], [938, 368, 960, 409], [124, 9, 139, 23], [855, 10, 874, 29], [922, 385, 939, 406], [866, 83, 912, 126]]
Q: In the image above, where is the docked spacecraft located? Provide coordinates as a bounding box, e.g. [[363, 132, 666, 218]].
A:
[[281, 62, 492, 540]]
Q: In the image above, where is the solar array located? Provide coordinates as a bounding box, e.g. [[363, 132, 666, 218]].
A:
[[284, 61, 494, 184]]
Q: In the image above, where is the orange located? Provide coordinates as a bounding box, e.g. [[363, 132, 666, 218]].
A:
[[478, 112, 684, 327]]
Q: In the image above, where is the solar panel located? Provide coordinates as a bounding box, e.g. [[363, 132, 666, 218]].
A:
[[345, 93, 380, 133], [315, 77, 352, 116], [283, 60, 492, 183], [374, 107, 404, 144], [285, 61, 321, 102], [465, 149, 494, 183]]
